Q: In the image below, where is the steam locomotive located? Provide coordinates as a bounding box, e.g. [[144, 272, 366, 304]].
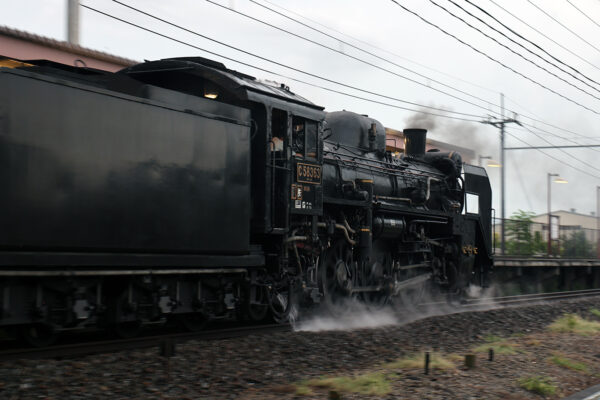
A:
[[0, 55, 492, 345]]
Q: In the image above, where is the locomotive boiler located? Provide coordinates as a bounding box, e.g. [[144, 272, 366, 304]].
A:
[[0, 55, 492, 345]]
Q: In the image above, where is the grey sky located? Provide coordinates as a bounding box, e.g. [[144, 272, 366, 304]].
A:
[[2, 0, 600, 217]]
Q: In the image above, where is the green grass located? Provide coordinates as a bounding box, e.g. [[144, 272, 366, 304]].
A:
[[295, 372, 391, 397], [473, 335, 519, 355], [590, 308, 600, 318], [384, 352, 456, 371], [518, 376, 557, 396], [550, 354, 590, 374], [294, 385, 313, 396], [548, 314, 600, 336]]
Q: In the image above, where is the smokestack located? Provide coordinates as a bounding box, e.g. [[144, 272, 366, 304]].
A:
[[403, 128, 427, 157], [67, 0, 79, 45]]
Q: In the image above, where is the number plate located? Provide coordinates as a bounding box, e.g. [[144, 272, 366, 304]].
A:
[[296, 162, 322, 184]]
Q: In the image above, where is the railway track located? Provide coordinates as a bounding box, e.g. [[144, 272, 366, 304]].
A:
[[2, 288, 600, 361], [0, 323, 291, 362], [464, 287, 600, 308], [419, 288, 600, 309]]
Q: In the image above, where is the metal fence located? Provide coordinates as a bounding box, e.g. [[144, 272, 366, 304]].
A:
[[493, 217, 599, 258]]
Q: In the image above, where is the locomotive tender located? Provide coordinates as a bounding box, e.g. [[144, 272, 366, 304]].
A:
[[0, 56, 492, 344]]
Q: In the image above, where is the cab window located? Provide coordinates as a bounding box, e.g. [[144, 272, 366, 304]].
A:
[[292, 116, 318, 160], [305, 121, 317, 160], [292, 117, 305, 157]]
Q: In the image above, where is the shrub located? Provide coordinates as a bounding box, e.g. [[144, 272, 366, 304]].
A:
[[518, 376, 557, 396], [295, 372, 391, 396], [550, 354, 590, 374], [548, 314, 600, 335]]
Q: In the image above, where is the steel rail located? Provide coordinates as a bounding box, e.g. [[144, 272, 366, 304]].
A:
[[419, 288, 600, 308], [0, 323, 291, 361]]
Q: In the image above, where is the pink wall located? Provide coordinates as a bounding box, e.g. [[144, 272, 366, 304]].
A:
[[0, 35, 129, 72]]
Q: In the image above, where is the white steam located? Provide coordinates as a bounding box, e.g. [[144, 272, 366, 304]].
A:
[[294, 284, 502, 333], [293, 299, 398, 332]]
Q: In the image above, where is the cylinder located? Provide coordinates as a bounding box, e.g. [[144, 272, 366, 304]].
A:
[[403, 128, 427, 157], [373, 216, 406, 239]]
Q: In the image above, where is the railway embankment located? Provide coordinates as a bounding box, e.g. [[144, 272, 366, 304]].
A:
[[1, 297, 600, 399]]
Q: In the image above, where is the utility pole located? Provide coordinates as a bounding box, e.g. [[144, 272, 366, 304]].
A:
[[481, 94, 521, 255], [67, 0, 79, 45], [597, 186, 600, 259]]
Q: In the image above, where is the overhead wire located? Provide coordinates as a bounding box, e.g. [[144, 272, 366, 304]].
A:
[[82, 0, 595, 169], [246, 0, 502, 115], [214, 0, 600, 145], [255, 0, 600, 144], [80, 3, 482, 122], [202, 0, 501, 116], [517, 125, 600, 172], [505, 130, 600, 180], [389, 0, 600, 116], [513, 123, 600, 149], [508, 152, 534, 210], [486, 0, 600, 74], [259, 0, 501, 98], [526, 0, 600, 55], [451, 0, 600, 92], [429, 0, 600, 103], [565, 0, 600, 30], [502, 96, 600, 141]]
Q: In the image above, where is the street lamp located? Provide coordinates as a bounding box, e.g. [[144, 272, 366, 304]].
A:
[[547, 173, 568, 256], [479, 155, 491, 167], [478, 155, 501, 168]]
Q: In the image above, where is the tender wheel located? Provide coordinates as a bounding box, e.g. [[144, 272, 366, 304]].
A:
[[21, 323, 58, 347], [269, 278, 298, 324], [112, 288, 143, 338], [246, 284, 269, 322], [319, 239, 354, 308]]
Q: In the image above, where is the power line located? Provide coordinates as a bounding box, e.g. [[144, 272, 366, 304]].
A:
[[505, 130, 600, 179], [518, 125, 600, 173], [260, 0, 502, 99], [247, 0, 502, 115], [565, 0, 600, 30], [81, 3, 482, 123], [457, 0, 600, 91], [526, 0, 600, 55], [509, 152, 534, 210], [502, 96, 600, 141], [486, 0, 600, 74], [389, 0, 600, 116], [112, 0, 486, 119], [203, 0, 500, 116], [257, 0, 600, 145], [430, 0, 600, 102], [90, 1, 600, 154], [258, 0, 593, 147], [514, 123, 600, 147]]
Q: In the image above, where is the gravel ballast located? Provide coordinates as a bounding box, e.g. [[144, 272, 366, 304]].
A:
[[1, 297, 600, 399]]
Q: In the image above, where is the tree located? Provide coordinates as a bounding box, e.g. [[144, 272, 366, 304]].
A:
[[505, 210, 539, 256], [562, 230, 594, 258]]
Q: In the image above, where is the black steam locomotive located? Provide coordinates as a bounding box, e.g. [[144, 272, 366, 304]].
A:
[[0, 56, 492, 344]]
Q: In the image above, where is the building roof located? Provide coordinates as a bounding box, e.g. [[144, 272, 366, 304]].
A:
[[535, 210, 597, 219], [0, 25, 138, 67]]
